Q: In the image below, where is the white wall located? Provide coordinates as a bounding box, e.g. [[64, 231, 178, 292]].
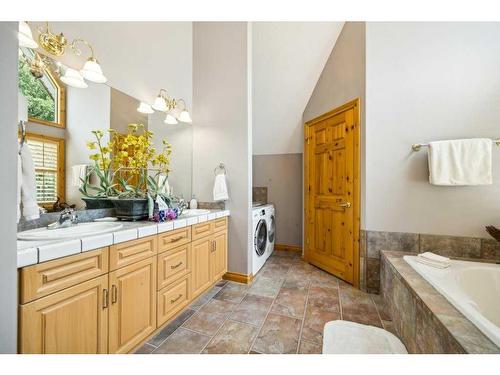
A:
[[252, 22, 344, 155], [0, 21, 18, 353], [192, 22, 253, 275], [66, 83, 111, 208], [30, 22, 193, 110], [148, 111, 192, 199], [365, 22, 500, 238]]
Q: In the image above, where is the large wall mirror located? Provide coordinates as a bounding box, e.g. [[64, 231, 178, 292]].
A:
[[17, 22, 193, 218]]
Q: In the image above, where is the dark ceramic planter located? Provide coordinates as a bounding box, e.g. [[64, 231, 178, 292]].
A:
[[82, 197, 114, 210], [111, 198, 149, 221]]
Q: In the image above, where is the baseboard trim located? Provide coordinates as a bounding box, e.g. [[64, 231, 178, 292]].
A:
[[275, 243, 302, 253], [223, 271, 254, 284]]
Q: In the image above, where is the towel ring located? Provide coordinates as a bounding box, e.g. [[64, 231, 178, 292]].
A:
[[214, 163, 227, 176]]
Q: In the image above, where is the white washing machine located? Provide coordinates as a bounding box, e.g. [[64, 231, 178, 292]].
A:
[[252, 203, 274, 274], [266, 205, 275, 257]]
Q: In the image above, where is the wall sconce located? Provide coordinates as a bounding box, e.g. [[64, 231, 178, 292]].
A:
[[139, 88, 192, 124], [18, 22, 107, 88]]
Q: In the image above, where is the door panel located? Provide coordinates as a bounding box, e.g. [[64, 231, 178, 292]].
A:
[[19, 275, 108, 354], [191, 237, 212, 298], [211, 231, 227, 282], [304, 99, 360, 286], [108, 257, 156, 353]]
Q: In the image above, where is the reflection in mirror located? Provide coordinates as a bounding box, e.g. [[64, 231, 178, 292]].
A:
[[17, 54, 193, 218], [148, 112, 192, 200], [18, 47, 66, 128]]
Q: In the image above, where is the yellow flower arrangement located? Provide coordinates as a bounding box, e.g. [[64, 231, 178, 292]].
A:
[[85, 124, 172, 198]]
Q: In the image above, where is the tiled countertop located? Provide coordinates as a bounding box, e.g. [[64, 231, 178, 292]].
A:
[[17, 209, 230, 268]]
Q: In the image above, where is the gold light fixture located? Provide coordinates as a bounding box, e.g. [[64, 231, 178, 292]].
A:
[[18, 22, 107, 88], [140, 88, 192, 124]]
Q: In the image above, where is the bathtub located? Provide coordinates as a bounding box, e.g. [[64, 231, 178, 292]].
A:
[[404, 256, 500, 347]]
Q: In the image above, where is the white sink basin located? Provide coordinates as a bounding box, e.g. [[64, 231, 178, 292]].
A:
[[180, 209, 211, 217], [17, 222, 124, 241]]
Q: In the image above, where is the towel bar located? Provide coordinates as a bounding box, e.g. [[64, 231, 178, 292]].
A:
[[412, 139, 500, 152]]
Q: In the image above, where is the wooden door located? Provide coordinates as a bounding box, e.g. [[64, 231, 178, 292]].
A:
[[19, 275, 109, 354], [211, 231, 227, 282], [108, 257, 157, 353], [304, 99, 360, 286], [191, 236, 212, 297]]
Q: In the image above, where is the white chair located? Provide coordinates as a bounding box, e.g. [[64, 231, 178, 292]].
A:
[[322, 320, 408, 354]]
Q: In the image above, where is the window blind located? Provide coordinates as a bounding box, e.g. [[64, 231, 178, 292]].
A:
[[26, 138, 59, 203]]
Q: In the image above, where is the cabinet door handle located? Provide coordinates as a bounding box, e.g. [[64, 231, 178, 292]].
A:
[[170, 294, 183, 304], [170, 236, 184, 243], [111, 284, 118, 304], [103, 288, 109, 309], [170, 261, 183, 269], [211, 240, 217, 253]]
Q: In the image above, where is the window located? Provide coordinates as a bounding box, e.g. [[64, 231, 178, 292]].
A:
[[18, 48, 66, 128], [24, 134, 65, 207]]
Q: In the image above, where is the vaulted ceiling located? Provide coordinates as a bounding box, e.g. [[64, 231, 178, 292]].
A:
[[252, 22, 344, 155]]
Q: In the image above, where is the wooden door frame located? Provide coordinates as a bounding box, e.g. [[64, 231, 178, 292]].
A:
[[304, 98, 361, 288]]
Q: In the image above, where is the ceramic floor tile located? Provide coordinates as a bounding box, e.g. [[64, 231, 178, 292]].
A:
[[134, 343, 156, 354], [270, 287, 308, 318], [298, 340, 322, 354], [252, 313, 302, 354], [182, 310, 227, 336], [307, 285, 341, 312], [247, 276, 283, 298], [148, 308, 196, 347], [189, 286, 223, 310], [301, 306, 341, 345], [202, 320, 259, 354], [153, 328, 211, 354], [198, 298, 237, 318], [230, 293, 273, 326]]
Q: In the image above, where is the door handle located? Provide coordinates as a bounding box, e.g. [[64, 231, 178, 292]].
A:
[[111, 284, 118, 304], [339, 202, 352, 208], [103, 288, 109, 309]]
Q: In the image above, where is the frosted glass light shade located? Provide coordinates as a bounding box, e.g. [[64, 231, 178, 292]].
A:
[[61, 68, 88, 88], [164, 114, 178, 125], [178, 110, 192, 123], [81, 58, 107, 83], [137, 102, 154, 114], [18, 21, 38, 49], [152, 96, 168, 112]]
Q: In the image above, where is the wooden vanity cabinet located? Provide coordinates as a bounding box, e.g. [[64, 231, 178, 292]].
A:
[[108, 256, 157, 354], [19, 275, 109, 354], [211, 230, 227, 283], [18, 216, 229, 354]]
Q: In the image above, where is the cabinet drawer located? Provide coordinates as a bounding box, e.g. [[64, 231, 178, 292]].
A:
[[19, 248, 109, 304], [109, 235, 157, 271], [192, 221, 214, 241], [158, 244, 191, 290], [157, 274, 190, 326], [158, 227, 191, 254], [213, 217, 228, 233]]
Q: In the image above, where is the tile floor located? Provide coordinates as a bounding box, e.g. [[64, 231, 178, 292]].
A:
[[135, 251, 392, 354]]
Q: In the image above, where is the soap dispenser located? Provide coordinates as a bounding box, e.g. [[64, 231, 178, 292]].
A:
[[189, 195, 198, 209]]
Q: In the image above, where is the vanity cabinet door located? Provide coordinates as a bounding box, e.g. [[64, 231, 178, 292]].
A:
[[19, 275, 109, 354], [108, 257, 157, 354], [211, 231, 227, 283], [191, 237, 212, 298]]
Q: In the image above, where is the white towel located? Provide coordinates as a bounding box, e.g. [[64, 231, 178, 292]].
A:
[[72, 164, 89, 187], [428, 138, 492, 186], [416, 252, 451, 269], [213, 174, 229, 201], [19, 145, 40, 221]]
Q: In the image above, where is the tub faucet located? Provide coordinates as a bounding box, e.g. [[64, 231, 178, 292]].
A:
[[47, 208, 78, 230]]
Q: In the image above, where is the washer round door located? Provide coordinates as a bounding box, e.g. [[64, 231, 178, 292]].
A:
[[268, 214, 275, 243], [254, 219, 268, 257]]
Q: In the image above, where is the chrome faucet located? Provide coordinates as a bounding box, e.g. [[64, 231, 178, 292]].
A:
[[47, 208, 78, 230]]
